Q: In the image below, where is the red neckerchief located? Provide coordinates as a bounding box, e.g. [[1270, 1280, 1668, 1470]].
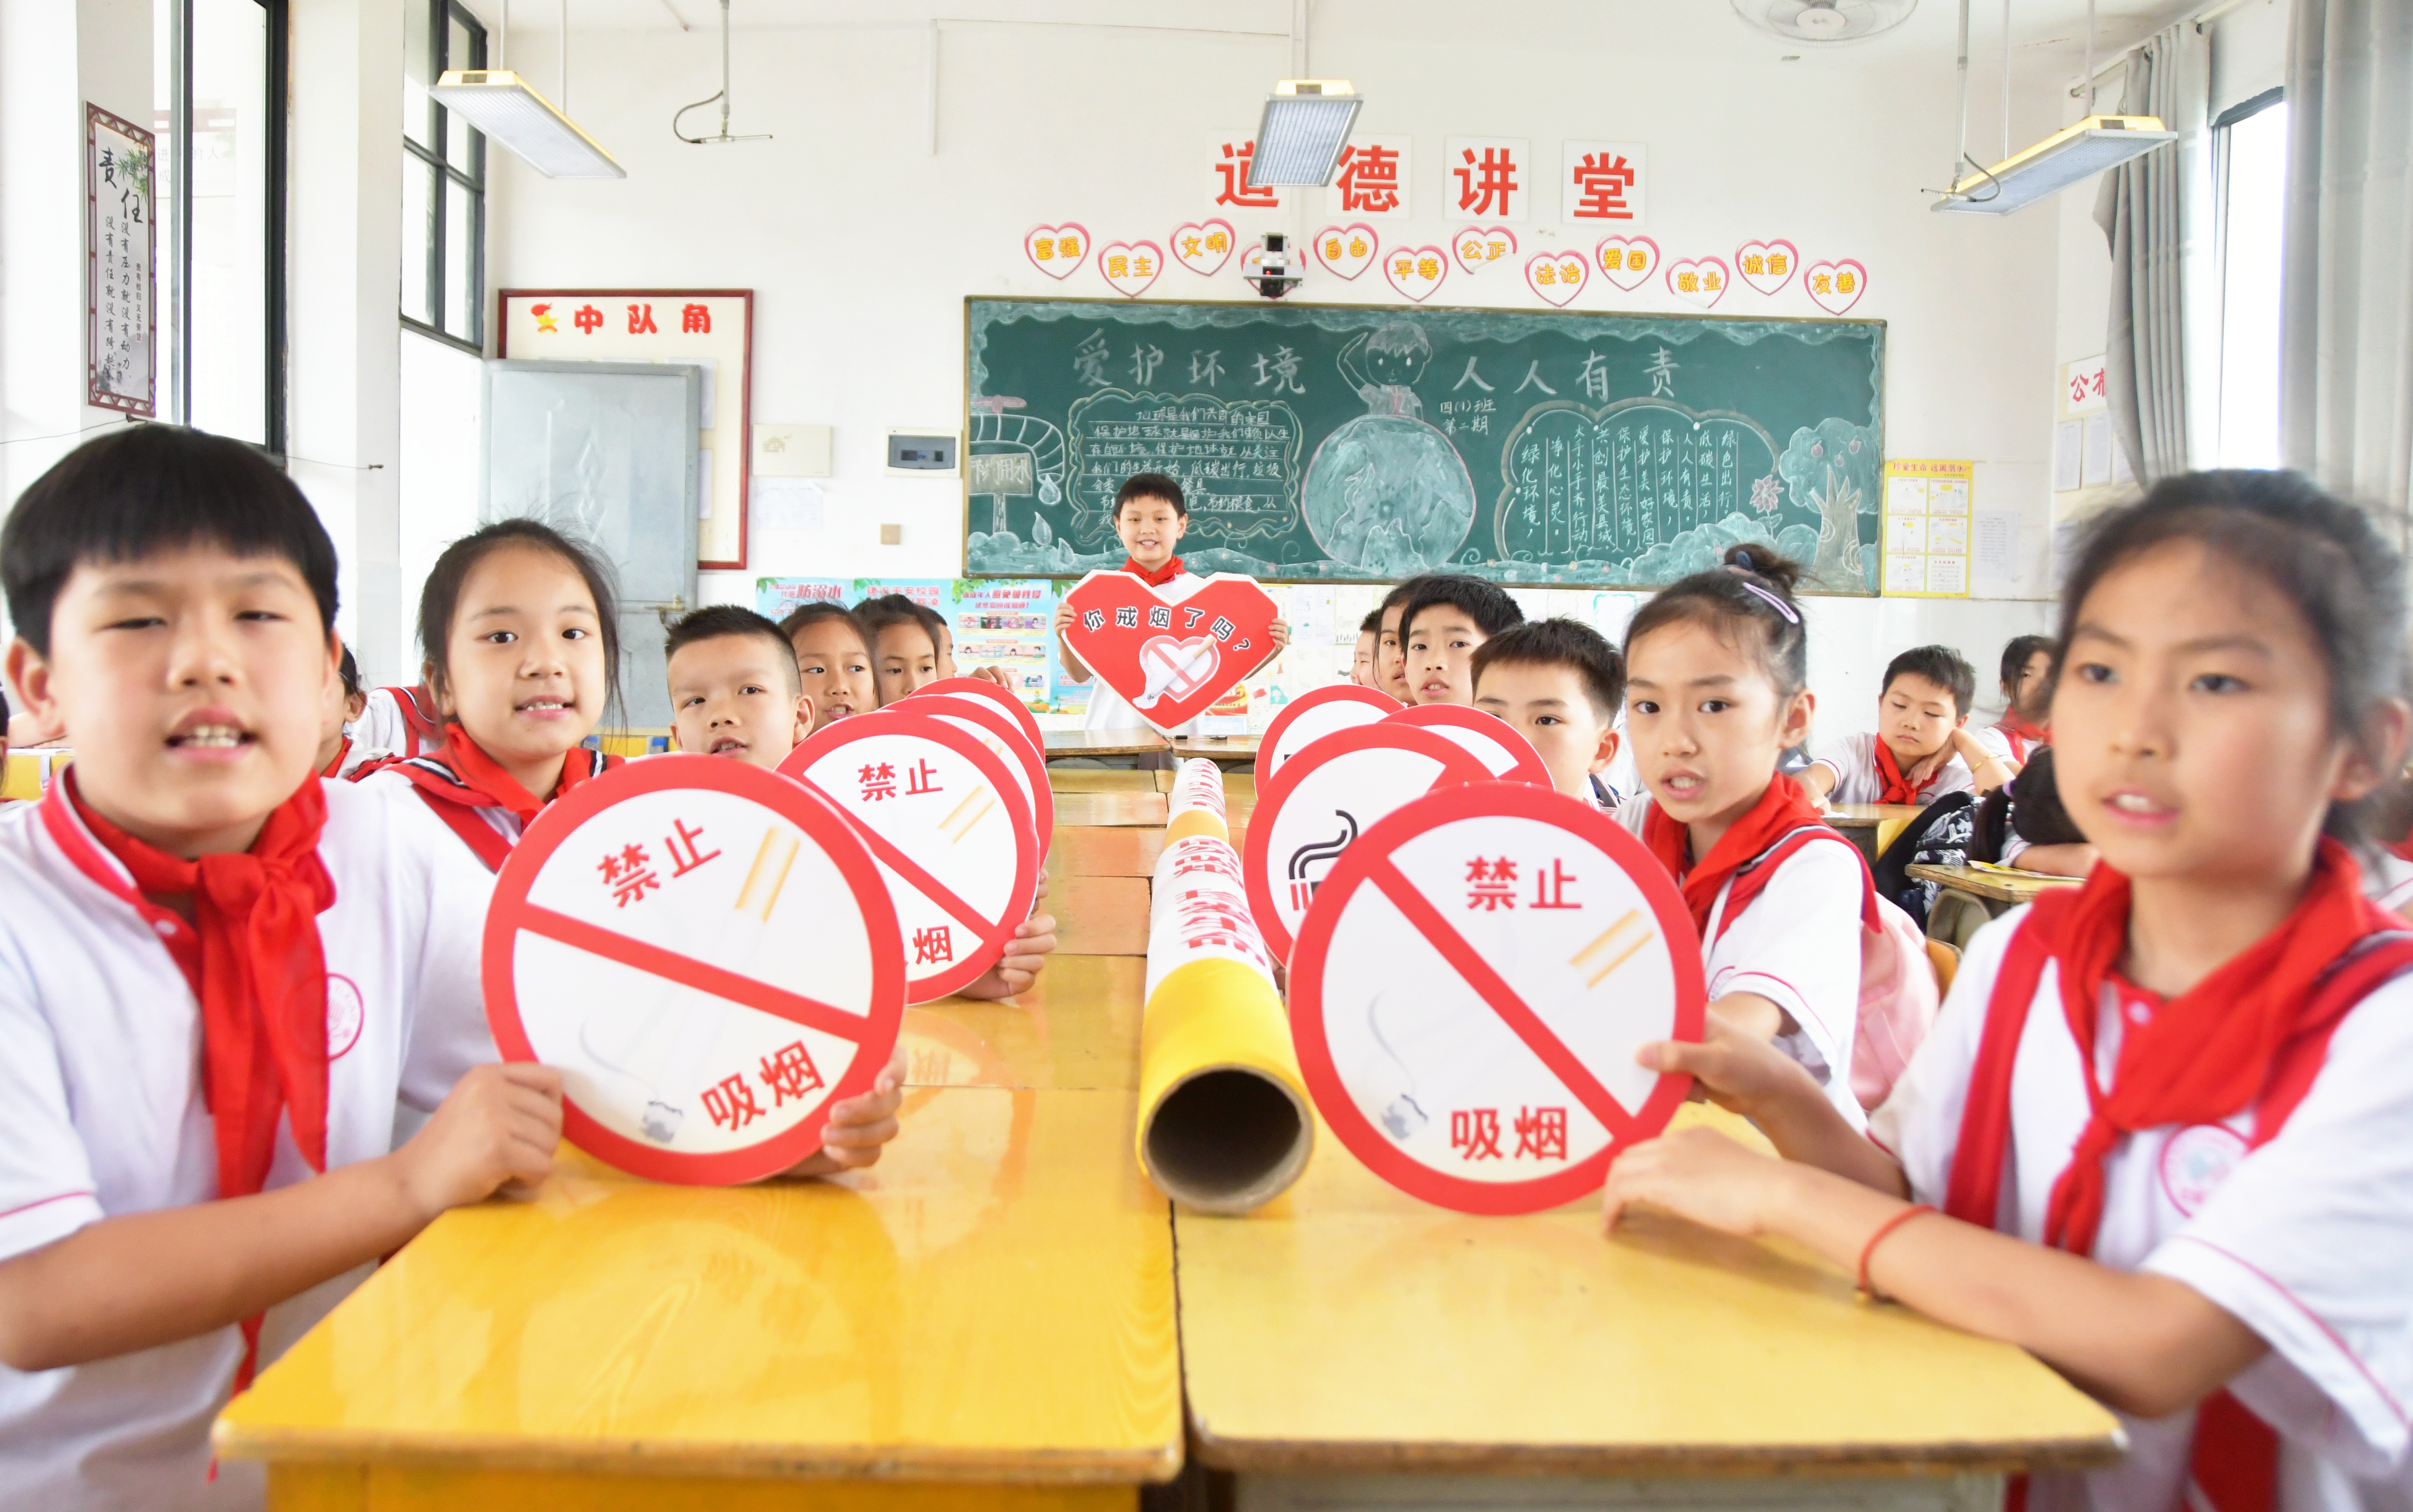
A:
[[1123, 555, 1186, 589], [1641, 778, 1879, 941], [387, 733, 616, 872], [1872, 738, 1925, 804], [1995, 716, 2048, 766], [1943, 839, 2413, 1512], [380, 686, 445, 759], [54, 770, 337, 1391], [319, 737, 351, 781]]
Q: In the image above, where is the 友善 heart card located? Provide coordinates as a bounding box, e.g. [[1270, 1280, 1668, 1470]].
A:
[[1060, 571, 1284, 736]]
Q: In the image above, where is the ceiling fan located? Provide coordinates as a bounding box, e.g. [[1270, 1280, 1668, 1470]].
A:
[[1730, 0, 1918, 43]]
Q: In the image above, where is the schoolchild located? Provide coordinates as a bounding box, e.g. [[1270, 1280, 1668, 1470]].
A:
[[1976, 633, 2055, 770], [856, 594, 941, 706], [0, 426, 561, 1506], [1352, 607, 1382, 689], [1373, 578, 1425, 704], [779, 602, 875, 732], [352, 681, 445, 761], [1607, 472, 2413, 1512], [1470, 618, 1624, 808], [1800, 644, 2011, 806], [315, 645, 379, 779], [1399, 575, 1524, 706], [1617, 547, 1879, 1126]]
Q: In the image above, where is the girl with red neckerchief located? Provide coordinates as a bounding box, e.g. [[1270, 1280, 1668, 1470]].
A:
[[1606, 473, 2413, 1512]]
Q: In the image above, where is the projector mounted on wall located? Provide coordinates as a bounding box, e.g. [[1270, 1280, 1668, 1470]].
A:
[[1731, 0, 1916, 43]]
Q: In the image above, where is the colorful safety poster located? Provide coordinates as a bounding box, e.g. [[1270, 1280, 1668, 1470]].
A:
[[482, 757, 904, 1185], [1881, 459, 1975, 599], [758, 577, 1065, 717], [1287, 782, 1705, 1215]]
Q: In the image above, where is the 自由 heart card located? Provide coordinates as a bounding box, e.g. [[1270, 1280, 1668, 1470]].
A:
[[1060, 571, 1283, 736]]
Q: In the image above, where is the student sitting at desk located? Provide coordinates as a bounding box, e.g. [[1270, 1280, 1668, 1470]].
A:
[[1050, 472, 1289, 734], [1610, 472, 2413, 1512], [1400, 575, 1522, 706], [1977, 633, 2055, 771], [1799, 645, 2011, 807], [779, 602, 876, 732], [1471, 618, 1624, 811], [1973, 746, 2098, 878]]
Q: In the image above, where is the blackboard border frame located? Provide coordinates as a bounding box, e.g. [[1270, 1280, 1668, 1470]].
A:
[[960, 294, 1886, 594]]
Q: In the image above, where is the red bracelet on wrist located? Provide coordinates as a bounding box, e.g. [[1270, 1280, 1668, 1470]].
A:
[[1856, 1203, 1936, 1299]]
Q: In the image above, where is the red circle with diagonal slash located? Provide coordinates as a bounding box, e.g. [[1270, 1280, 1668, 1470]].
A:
[[484, 756, 904, 1186], [1288, 781, 1704, 1215], [1386, 704, 1551, 787], [912, 676, 1047, 762], [1243, 722, 1493, 964], [910, 693, 1055, 853], [778, 710, 1040, 1002], [1258, 683, 1401, 782]]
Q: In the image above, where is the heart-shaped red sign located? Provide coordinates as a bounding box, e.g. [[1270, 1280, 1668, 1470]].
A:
[[1313, 223, 1380, 280], [1452, 226, 1517, 274], [1735, 239, 1799, 296], [1665, 255, 1730, 309], [1595, 234, 1657, 291], [1383, 245, 1448, 303], [1171, 219, 1236, 276], [1098, 240, 1164, 298], [1024, 222, 1090, 280], [1804, 258, 1869, 314], [1060, 571, 1283, 736], [1524, 250, 1588, 307]]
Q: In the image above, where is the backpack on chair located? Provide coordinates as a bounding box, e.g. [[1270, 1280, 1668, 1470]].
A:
[[1872, 791, 1977, 931]]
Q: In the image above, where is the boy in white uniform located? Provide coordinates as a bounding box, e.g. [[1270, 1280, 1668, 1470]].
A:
[[1469, 617, 1625, 811], [1800, 644, 2011, 806], [0, 426, 562, 1508]]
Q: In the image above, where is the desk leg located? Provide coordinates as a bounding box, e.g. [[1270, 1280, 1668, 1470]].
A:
[[269, 1465, 1137, 1512], [1231, 1473, 2003, 1512]]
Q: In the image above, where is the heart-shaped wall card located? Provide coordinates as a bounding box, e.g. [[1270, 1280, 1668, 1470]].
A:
[[1097, 241, 1164, 299], [1524, 250, 1588, 307], [1025, 223, 1090, 280], [1665, 256, 1730, 309], [1059, 571, 1284, 736], [1595, 235, 1657, 292], [1452, 226, 1518, 274], [1313, 224, 1379, 280], [1804, 258, 1869, 315], [1735, 240, 1799, 296], [1383, 246, 1448, 303], [1171, 219, 1235, 277]]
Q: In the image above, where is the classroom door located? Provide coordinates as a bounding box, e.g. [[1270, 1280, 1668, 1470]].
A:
[[482, 359, 703, 731]]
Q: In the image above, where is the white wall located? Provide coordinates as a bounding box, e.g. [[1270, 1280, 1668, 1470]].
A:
[[397, 328, 484, 678]]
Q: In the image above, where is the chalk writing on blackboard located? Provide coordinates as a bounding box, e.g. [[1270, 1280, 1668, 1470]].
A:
[[1065, 392, 1303, 549], [1494, 401, 1780, 566], [1301, 323, 1479, 574]]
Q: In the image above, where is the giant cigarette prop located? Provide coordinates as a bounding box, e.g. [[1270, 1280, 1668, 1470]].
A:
[[1134, 760, 1314, 1213]]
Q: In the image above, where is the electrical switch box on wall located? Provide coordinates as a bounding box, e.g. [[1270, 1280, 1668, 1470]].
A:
[[754, 424, 832, 478], [886, 431, 957, 473]]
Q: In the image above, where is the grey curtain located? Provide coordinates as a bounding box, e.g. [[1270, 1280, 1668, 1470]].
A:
[[2095, 23, 2212, 486], [2280, 0, 2413, 523]]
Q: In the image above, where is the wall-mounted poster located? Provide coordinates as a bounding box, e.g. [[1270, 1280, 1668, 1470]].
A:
[[1881, 458, 1974, 598], [499, 290, 753, 569], [757, 577, 1069, 716], [86, 104, 155, 417]]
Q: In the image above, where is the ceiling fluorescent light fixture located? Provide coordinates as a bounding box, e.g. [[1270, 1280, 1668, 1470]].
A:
[[1932, 114, 2173, 214], [430, 70, 624, 178], [1248, 79, 1362, 188]]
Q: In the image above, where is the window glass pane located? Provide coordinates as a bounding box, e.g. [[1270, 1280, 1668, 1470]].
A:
[[402, 152, 437, 327], [2215, 101, 2288, 469], [404, 0, 434, 149], [444, 176, 477, 340], [442, 12, 483, 175], [152, 0, 182, 423], [189, 0, 267, 445]]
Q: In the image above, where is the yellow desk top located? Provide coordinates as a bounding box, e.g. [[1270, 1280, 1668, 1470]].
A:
[[1048, 826, 1165, 880], [1049, 770, 1160, 794], [216, 1087, 1180, 1483], [903, 956, 1143, 1093], [1169, 735, 1259, 760], [1908, 862, 2082, 905], [1043, 731, 1169, 758], [1174, 1106, 2122, 1476], [1825, 803, 1926, 829], [1052, 792, 1168, 828]]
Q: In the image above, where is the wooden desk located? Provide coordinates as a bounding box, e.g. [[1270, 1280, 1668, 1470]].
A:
[[1169, 735, 1259, 764], [1047, 826, 1165, 880], [1827, 803, 1926, 862], [1906, 862, 2080, 909], [1044, 730, 1170, 759], [904, 956, 1144, 1093], [1050, 876, 1151, 956], [215, 1088, 1180, 1510], [1052, 792, 1168, 828], [1175, 1106, 2120, 1504], [1049, 770, 1160, 794]]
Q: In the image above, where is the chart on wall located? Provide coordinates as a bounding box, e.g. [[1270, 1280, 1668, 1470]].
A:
[[964, 297, 1884, 592]]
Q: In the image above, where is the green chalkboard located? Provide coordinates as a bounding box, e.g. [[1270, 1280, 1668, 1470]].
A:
[[963, 297, 1885, 593]]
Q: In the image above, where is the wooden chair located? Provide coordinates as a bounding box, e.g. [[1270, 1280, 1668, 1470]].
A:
[[1925, 937, 1960, 999]]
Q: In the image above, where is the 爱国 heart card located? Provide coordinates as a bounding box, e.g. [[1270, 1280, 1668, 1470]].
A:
[[1060, 571, 1284, 736]]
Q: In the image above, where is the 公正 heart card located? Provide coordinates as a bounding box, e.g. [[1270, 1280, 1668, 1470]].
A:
[[1060, 571, 1284, 736]]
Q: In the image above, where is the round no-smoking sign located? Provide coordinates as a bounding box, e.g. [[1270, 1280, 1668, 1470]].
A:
[[1289, 782, 1705, 1214], [484, 757, 904, 1185]]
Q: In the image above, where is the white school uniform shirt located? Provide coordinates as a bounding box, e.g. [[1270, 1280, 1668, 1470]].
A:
[[1872, 908, 2413, 1512], [1077, 569, 1204, 737], [1809, 731, 1976, 807], [2364, 848, 2413, 917], [1617, 795, 1867, 1129], [1972, 720, 2041, 770], [0, 779, 497, 1510]]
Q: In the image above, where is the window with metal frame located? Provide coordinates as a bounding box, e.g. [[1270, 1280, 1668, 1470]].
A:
[[2210, 86, 2287, 469], [402, 0, 488, 353]]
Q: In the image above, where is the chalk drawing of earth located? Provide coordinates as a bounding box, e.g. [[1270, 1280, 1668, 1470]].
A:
[[1301, 413, 1478, 575]]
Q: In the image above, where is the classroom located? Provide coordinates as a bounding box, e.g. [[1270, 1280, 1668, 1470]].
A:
[[4, 0, 2411, 1507]]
